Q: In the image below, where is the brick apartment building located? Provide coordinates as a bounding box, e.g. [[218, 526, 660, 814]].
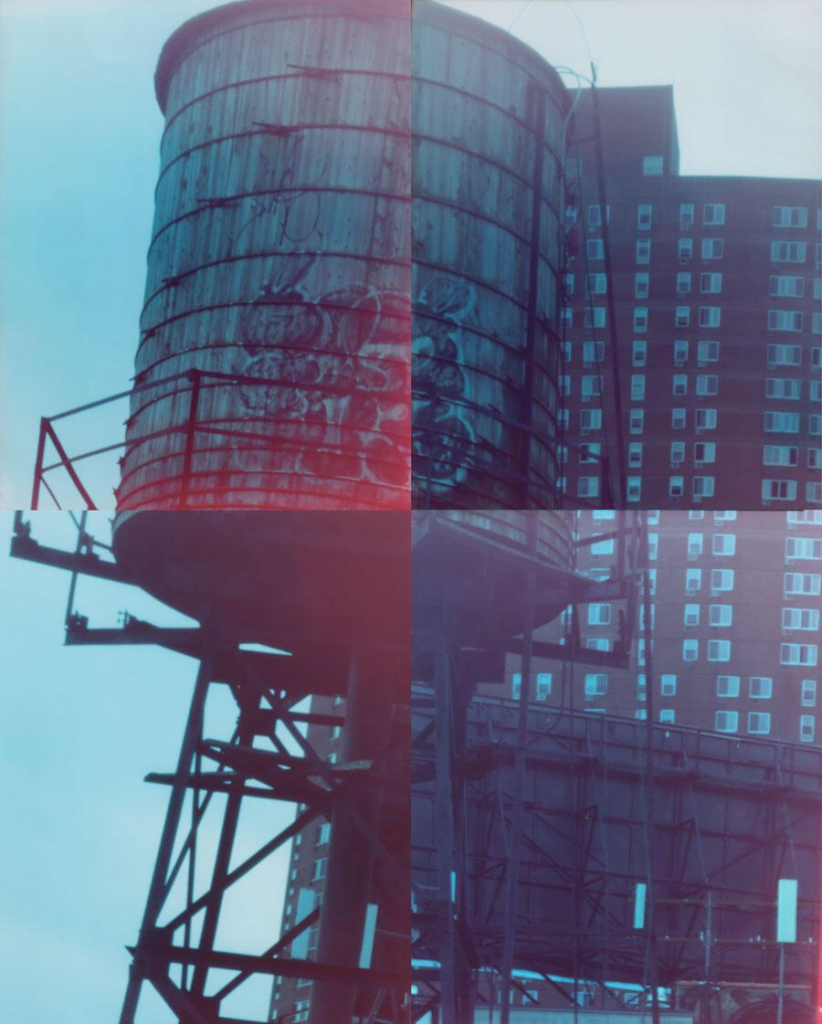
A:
[[559, 86, 822, 510], [495, 509, 822, 745]]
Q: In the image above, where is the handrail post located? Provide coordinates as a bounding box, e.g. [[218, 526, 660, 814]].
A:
[[31, 418, 48, 509]]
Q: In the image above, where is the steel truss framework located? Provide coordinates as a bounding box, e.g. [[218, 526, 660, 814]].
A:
[[11, 514, 410, 1024], [409, 512, 822, 1024]]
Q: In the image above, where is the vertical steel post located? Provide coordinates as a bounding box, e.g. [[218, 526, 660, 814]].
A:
[[499, 514, 538, 1022], [308, 646, 399, 1024], [119, 658, 211, 1024]]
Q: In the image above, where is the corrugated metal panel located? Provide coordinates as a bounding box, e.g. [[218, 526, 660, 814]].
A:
[[117, 0, 411, 512], [428, 510, 575, 573], [411, 1, 570, 510]]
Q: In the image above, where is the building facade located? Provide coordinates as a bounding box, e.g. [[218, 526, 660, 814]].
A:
[[559, 87, 822, 509], [497, 509, 822, 745]]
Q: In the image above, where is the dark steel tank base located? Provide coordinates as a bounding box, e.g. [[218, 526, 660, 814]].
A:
[[112, 510, 410, 698]]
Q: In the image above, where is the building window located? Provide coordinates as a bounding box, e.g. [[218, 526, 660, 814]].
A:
[[693, 475, 715, 498], [311, 857, 327, 882], [771, 240, 807, 263], [581, 375, 602, 398], [696, 375, 718, 396], [674, 339, 690, 364], [673, 374, 688, 396], [684, 603, 700, 626], [748, 712, 771, 736], [769, 275, 805, 297], [316, 822, 331, 847], [578, 476, 599, 498], [670, 441, 685, 465], [659, 709, 676, 724], [781, 643, 818, 666], [561, 307, 573, 328], [716, 710, 738, 733], [695, 408, 717, 430], [687, 532, 703, 558], [630, 374, 646, 401], [711, 568, 734, 591], [680, 204, 694, 229], [694, 441, 716, 464], [786, 537, 822, 560], [626, 476, 642, 502], [713, 511, 737, 521], [800, 715, 816, 743], [632, 340, 647, 366], [773, 206, 808, 228], [700, 272, 722, 293], [584, 306, 607, 329], [677, 272, 692, 294], [634, 307, 649, 331], [670, 475, 685, 498], [536, 673, 552, 700], [708, 639, 731, 662], [768, 309, 803, 332], [764, 411, 800, 433], [579, 442, 601, 464], [801, 680, 817, 708], [806, 481, 822, 504], [686, 567, 702, 592], [701, 238, 724, 260], [683, 638, 699, 662], [637, 203, 653, 229], [584, 673, 608, 696], [782, 607, 820, 631], [636, 239, 651, 265], [678, 238, 693, 261], [672, 408, 687, 430], [766, 378, 801, 400], [675, 306, 690, 327], [635, 273, 650, 298], [629, 409, 645, 434], [643, 155, 664, 176], [716, 676, 740, 698], [703, 203, 726, 226], [588, 603, 611, 626], [784, 572, 822, 596], [762, 479, 798, 501], [661, 675, 677, 697], [709, 604, 733, 626], [697, 340, 720, 363], [586, 273, 607, 295], [712, 533, 735, 556], [587, 204, 610, 228], [587, 238, 604, 260], [580, 409, 602, 431], [749, 676, 773, 700], [698, 306, 721, 328], [811, 414, 822, 436]]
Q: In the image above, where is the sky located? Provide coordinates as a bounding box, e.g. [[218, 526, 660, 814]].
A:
[[1, 0, 821, 508], [0, 1, 821, 1019], [0, 511, 299, 1022]]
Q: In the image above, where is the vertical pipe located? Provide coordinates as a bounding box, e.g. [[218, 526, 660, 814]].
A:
[[499, 513, 538, 1022], [119, 658, 211, 1024], [589, 75, 627, 506], [640, 514, 661, 1024]]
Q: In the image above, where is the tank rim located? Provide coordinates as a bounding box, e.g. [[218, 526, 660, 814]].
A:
[[413, 0, 571, 109], [155, 0, 409, 114]]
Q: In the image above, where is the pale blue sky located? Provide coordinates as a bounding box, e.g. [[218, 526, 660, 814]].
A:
[[1, 0, 820, 507], [0, 511, 296, 1022]]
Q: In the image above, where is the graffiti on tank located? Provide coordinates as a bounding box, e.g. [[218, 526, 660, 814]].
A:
[[237, 255, 410, 488], [412, 277, 477, 495]]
